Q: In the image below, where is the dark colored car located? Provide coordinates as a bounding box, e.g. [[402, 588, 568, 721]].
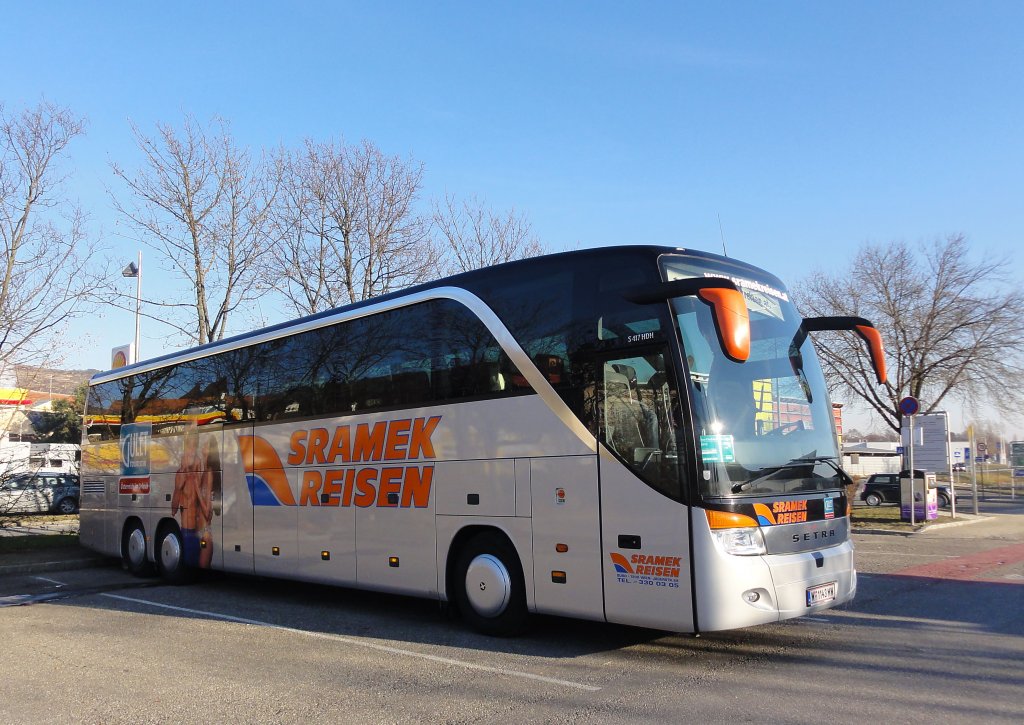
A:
[[0, 472, 80, 515], [860, 471, 955, 508]]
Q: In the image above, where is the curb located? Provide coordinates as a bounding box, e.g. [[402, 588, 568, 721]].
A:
[[913, 514, 993, 534], [853, 514, 992, 537]]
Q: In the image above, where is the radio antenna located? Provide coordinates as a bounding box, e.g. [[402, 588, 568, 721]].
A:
[[718, 213, 729, 257]]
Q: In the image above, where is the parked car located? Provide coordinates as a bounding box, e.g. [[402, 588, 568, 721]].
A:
[[0, 472, 80, 515], [952, 462, 967, 472], [860, 471, 955, 508]]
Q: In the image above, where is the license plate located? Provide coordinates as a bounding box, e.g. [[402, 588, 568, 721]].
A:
[[806, 581, 837, 606]]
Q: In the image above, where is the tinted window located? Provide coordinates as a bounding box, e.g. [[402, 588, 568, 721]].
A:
[[87, 298, 532, 432], [86, 378, 134, 441], [256, 299, 526, 421], [462, 256, 670, 432]]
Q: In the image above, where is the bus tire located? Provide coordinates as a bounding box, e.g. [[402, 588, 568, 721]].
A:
[[155, 523, 192, 585], [454, 531, 528, 636], [122, 521, 152, 576]]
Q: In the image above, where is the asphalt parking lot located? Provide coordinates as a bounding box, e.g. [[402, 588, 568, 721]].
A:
[[2, 501, 1022, 724]]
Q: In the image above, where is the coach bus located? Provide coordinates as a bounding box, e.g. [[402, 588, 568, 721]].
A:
[[79, 245, 887, 635]]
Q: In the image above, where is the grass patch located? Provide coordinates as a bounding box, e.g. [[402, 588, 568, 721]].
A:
[[0, 533, 80, 553], [851, 505, 956, 530]]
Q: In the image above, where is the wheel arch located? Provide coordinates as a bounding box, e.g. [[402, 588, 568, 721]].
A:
[[154, 516, 181, 546], [443, 524, 531, 609]]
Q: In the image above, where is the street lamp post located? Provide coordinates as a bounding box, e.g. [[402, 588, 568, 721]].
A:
[[121, 251, 142, 362]]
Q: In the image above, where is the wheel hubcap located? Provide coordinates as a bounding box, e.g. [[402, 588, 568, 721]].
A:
[[127, 528, 146, 568], [160, 532, 182, 572], [465, 554, 511, 618]]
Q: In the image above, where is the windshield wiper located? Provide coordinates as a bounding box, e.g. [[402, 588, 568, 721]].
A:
[[798, 456, 854, 487], [730, 456, 846, 493]]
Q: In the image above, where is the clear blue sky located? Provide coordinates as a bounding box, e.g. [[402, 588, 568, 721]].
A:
[[4, 2, 1022, 432]]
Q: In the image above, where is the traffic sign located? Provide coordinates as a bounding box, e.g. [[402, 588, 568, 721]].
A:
[[899, 396, 920, 416], [953, 450, 961, 458], [896, 446, 904, 454]]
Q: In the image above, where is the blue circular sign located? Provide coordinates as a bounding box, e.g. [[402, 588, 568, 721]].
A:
[[899, 396, 920, 416]]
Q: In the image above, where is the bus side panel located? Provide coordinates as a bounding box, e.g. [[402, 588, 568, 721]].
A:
[[221, 428, 255, 574], [356, 481, 437, 596], [530, 455, 604, 620], [434, 460, 515, 517], [149, 429, 225, 571], [79, 440, 120, 557], [298, 501, 357, 585], [252, 469, 299, 577], [599, 449, 694, 632]]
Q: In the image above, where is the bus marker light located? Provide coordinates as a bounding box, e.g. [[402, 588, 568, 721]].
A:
[[705, 510, 759, 529], [200, 539, 207, 549], [272, 547, 280, 556], [321, 550, 331, 561], [556, 543, 568, 553], [389, 556, 400, 568], [551, 571, 566, 583]]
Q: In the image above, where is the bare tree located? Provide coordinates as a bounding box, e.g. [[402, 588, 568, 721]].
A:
[[1, 100, 100, 378], [111, 116, 277, 345], [267, 138, 435, 317], [432, 193, 544, 275], [795, 234, 1024, 432]]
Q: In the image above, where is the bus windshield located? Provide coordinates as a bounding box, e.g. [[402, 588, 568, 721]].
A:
[[661, 254, 843, 499]]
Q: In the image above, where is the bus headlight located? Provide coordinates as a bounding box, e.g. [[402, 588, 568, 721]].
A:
[[710, 527, 766, 556]]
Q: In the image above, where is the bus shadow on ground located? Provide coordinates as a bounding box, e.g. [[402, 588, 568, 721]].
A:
[[48, 568, 1024, 666], [53, 569, 671, 658]]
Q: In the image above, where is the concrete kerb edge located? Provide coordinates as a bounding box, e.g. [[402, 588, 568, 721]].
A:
[[854, 514, 993, 537], [911, 514, 994, 534]]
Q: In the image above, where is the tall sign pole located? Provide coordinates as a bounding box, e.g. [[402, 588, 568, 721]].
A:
[[968, 425, 978, 515], [134, 250, 142, 359], [900, 396, 920, 526], [121, 251, 142, 363]]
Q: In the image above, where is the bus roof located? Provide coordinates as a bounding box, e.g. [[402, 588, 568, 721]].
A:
[[91, 244, 771, 385]]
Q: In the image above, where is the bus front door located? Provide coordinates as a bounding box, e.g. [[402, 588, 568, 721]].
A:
[[598, 353, 695, 632]]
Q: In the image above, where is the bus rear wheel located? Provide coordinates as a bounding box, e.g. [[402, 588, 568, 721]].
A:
[[454, 532, 528, 636], [155, 524, 192, 585]]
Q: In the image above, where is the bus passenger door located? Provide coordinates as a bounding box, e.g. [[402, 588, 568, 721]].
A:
[[598, 353, 695, 632]]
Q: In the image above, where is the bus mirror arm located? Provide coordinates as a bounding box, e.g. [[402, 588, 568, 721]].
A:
[[800, 316, 888, 385], [623, 278, 750, 363]]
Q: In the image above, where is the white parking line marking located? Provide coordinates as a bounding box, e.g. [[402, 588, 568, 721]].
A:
[[854, 551, 949, 558], [33, 576, 66, 586], [100, 593, 601, 692]]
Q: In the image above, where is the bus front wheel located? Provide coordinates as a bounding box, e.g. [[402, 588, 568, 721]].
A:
[[454, 532, 528, 636]]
